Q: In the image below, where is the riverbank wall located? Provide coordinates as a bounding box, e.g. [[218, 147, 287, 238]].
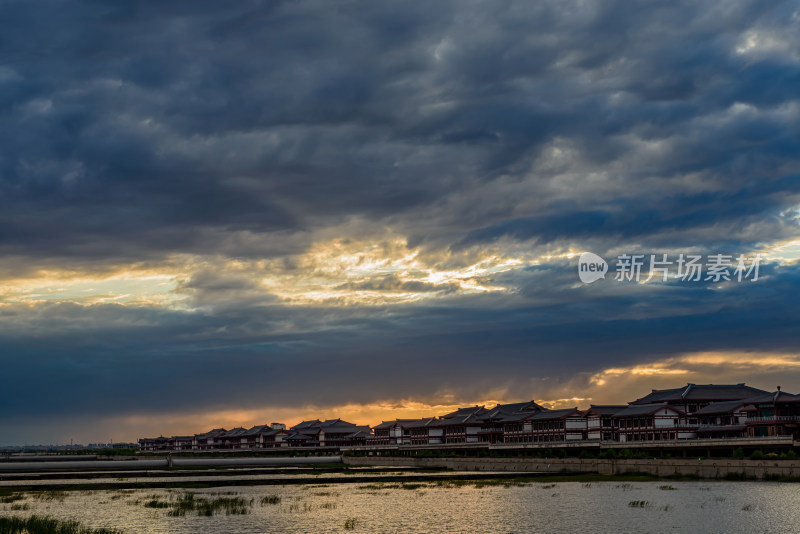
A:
[[343, 455, 800, 480]]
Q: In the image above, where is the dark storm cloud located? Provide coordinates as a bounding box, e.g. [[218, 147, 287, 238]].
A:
[[1, 0, 797, 262], [462, 175, 800, 249], [1, 0, 800, 442]]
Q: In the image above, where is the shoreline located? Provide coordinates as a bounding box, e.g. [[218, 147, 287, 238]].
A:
[[344, 455, 800, 481], [2, 470, 800, 493]]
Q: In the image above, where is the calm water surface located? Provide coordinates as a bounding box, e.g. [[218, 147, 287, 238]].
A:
[[2, 481, 798, 533]]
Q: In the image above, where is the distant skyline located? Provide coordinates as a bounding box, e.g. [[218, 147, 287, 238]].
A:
[[2, 1, 800, 445]]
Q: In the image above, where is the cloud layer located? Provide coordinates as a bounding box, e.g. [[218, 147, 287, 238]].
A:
[[1, 0, 799, 444]]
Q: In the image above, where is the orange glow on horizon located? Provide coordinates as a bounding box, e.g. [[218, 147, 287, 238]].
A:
[[100, 349, 800, 442]]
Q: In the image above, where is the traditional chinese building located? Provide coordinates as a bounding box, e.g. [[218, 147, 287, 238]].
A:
[[744, 390, 800, 439], [139, 382, 798, 452], [584, 405, 627, 441], [475, 401, 545, 444], [192, 428, 227, 450], [371, 419, 419, 445], [406, 417, 439, 445], [694, 400, 751, 439], [217, 427, 248, 449], [630, 383, 769, 418], [527, 408, 583, 442], [240, 424, 290, 449], [612, 404, 688, 442]]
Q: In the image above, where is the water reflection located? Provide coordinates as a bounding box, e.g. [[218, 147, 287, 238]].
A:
[[2, 481, 799, 533]]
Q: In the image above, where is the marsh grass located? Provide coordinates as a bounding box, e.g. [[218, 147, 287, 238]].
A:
[[344, 517, 360, 529], [138, 492, 251, 517], [32, 491, 68, 503], [658, 485, 676, 491], [0, 515, 122, 534], [178, 494, 250, 517], [259, 495, 281, 505], [628, 500, 650, 508], [357, 484, 396, 490], [357, 479, 532, 492], [433, 479, 530, 489], [143, 498, 170, 509], [288, 503, 313, 513]]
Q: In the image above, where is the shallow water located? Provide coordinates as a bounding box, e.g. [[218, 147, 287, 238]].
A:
[[2, 480, 798, 533], [0, 468, 490, 487]]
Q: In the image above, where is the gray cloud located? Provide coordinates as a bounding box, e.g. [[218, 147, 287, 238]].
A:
[[1, 0, 799, 443]]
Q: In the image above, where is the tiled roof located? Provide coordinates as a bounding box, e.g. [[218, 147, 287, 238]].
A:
[[194, 428, 227, 439], [695, 400, 750, 415], [319, 419, 346, 427], [291, 419, 361, 431], [440, 406, 487, 419], [479, 401, 545, 421], [221, 427, 248, 438], [242, 425, 283, 437], [321, 424, 367, 434], [585, 405, 628, 416], [291, 420, 322, 429], [497, 412, 534, 423], [372, 419, 420, 430], [431, 414, 482, 426], [404, 417, 437, 429], [742, 391, 800, 405], [630, 384, 769, 405], [527, 408, 580, 420], [372, 421, 397, 430]]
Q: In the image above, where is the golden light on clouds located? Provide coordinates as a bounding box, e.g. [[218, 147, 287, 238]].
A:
[[0, 268, 181, 307], [1, 234, 574, 309], [1, 230, 794, 312], [590, 351, 800, 388], [679, 351, 800, 369], [577, 350, 800, 406], [590, 365, 689, 387], [760, 236, 800, 264], [537, 397, 592, 409], [259, 237, 527, 305]]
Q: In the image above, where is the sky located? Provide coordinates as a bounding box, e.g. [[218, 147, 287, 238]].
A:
[[1, 0, 800, 445]]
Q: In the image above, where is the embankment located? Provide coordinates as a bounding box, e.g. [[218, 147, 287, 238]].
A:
[[343, 455, 800, 480], [0, 456, 341, 472]]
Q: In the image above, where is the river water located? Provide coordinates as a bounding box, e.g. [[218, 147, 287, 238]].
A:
[[2, 480, 798, 533]]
